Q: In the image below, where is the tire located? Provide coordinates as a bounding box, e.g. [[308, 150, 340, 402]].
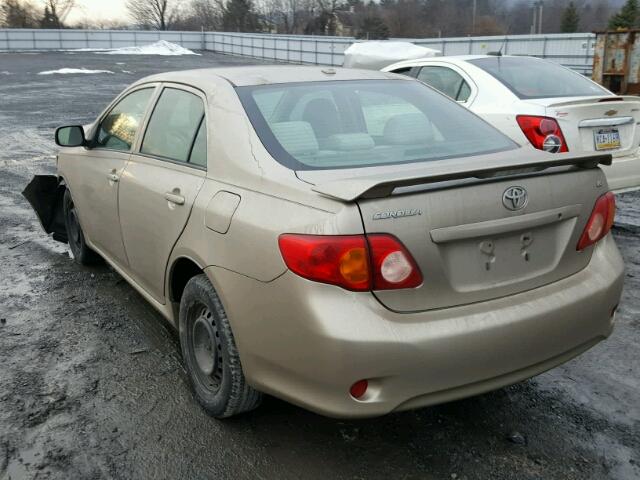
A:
[[179, 274, 262, 418], [63, 189, 101, 265]]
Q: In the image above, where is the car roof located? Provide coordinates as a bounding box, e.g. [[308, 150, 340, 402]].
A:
[[135, 65, 405, 90], [385, 54, 545, 68]]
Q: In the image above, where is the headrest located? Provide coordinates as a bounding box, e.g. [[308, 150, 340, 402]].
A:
[[302, 98, 340, 138], [324, 133, 375, 151], [383, 113, 433, 145]]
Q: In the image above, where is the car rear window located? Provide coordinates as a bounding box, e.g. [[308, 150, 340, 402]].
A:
[[236, 80, 516, 171], [468, 56, 609, 100]]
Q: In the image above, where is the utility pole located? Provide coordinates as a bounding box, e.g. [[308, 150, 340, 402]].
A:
[[531, 4, 537, 34], [532, 1, 544, 34], [538, 0, 543, 34], [472, 0, 477, 35]]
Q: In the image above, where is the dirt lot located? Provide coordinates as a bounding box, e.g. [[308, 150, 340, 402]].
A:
[[0, 51, 639, 480]]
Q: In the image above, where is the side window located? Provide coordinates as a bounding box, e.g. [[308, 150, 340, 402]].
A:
[[390, 67, 414, 77], [417, 66, 472, 102], [189, 119, 207, 168], [95, 88, 154, 151], [141, 88, 205, 163]]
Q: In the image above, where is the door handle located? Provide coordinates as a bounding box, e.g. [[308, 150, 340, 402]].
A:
[[164, 192, 185, 205], [107, 172, 119, 182]]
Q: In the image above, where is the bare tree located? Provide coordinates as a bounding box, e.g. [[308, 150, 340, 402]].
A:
[[171, 0, 224, 30], [126, 0, 178, 30], [191, 0, 223, 29], [44, 0, 76, 27], [1, 0, 40, 28], [257, 0, 316, 33]]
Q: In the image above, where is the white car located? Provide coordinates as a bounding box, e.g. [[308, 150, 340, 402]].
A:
[[382, 55, 640, 192]]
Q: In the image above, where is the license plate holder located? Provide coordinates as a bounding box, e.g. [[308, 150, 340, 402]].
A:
[[594, 127, 621, 151]]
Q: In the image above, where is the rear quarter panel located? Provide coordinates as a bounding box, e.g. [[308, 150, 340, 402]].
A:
[[169, 177, 364, 284]]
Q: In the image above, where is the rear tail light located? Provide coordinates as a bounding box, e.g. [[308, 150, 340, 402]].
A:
[[349, 379, 368, 399], [278, 234, 422, 291], [516, 115, 568, 153], [577, 192, 616, 251], [367, 234, 423, 290]]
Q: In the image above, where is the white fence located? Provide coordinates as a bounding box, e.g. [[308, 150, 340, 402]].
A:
[[203, 32, 352, 66], [409, 33, 595, 74], [0, 29, 596, 73], [0, 29, 206, 51]]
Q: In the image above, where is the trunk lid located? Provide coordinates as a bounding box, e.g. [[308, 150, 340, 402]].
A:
[[527, 95, 640, 158], [301, 151, 610, 312]]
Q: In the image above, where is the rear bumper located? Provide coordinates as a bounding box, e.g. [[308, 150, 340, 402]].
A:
[[604, 153, 640, 192], [206, 234, 624, 418]]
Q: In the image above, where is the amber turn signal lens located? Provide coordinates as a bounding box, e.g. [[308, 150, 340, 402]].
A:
[[339, 247, 369, 284]]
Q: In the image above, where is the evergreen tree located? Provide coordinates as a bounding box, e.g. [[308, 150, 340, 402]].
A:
[[608, 0, 638, 30], [357, 15, 390, 39], [223, 0, 261, 32], [40, 6, 58, 28], [560, 1, 580, 33]]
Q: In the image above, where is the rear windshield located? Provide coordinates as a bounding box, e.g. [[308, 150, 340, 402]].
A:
[[237, 79, 516, 171], [468, 56, 609, 100]]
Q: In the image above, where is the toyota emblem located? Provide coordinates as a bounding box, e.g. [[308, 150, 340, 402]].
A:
[[502, 186, 528, 211]]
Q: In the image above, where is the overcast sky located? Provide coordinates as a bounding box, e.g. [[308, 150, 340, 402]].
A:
[[65, 0, 129, 23]]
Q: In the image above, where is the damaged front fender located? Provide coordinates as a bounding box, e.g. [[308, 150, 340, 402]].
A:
[[22, 175, 67, 243]]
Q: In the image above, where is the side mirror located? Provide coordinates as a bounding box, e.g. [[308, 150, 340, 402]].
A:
[[55, 126, 86, 147]]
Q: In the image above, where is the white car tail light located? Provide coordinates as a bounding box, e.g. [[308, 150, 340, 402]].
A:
[[516, 115, 568, 153]]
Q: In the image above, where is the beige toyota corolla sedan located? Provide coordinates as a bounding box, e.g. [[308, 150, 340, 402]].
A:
[[24, 66, 624, 418]]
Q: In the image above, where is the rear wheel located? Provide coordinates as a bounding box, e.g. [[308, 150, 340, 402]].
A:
[[179, 274, 262, 418], [63, 189, 101, 265]]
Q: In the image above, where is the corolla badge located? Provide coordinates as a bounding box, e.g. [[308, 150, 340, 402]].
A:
[[372, 208, 422, 220], [502, 186, 528, 211]]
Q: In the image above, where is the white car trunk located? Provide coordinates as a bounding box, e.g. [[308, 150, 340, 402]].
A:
[[526, 96, 640, 158]]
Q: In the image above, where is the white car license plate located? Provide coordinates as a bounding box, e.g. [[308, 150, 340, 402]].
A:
[[594, 128, 621, 150]]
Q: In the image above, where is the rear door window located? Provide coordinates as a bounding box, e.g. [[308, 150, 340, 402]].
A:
[[389, 67, 415, 77], [416, 66, 471, 102], [141, 87, 205, 164], [94, 88, 154, 151]]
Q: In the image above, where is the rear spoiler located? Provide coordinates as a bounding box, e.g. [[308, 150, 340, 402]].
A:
[[311, 153, 612, 202], [546, 95, 639, 107]]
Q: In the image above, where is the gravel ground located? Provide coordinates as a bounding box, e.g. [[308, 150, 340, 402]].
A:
[[0, 51, 639, 480]]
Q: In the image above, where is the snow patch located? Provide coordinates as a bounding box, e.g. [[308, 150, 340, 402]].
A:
[[38, 68, 114, 75], [74, 40, 198, 56], [0, 71, 12, 75]]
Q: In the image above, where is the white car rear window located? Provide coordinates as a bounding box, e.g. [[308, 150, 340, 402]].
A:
[[469, 57, 609, 100]]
